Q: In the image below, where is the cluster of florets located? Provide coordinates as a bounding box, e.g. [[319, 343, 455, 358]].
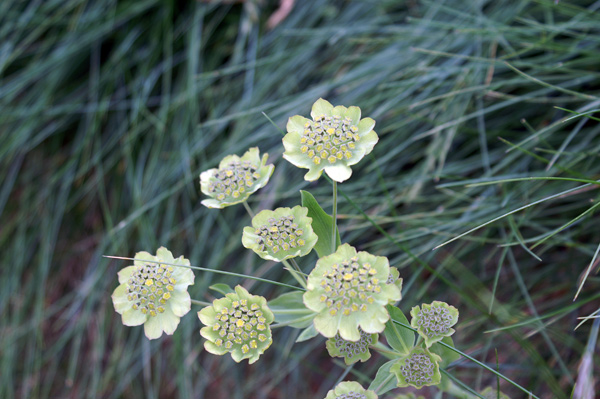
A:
[[410, 301, 458, 347], [300, 115, 360, 166], [335, 392, 367, 399], [319, 256, 380, 316], [199, 285, 274, 363], [391, 347, 441, 389], [255, 216, 305, 254], [208, 160, 261, 201], [327, 327, 377, 364], [126, 262, 176, 317]]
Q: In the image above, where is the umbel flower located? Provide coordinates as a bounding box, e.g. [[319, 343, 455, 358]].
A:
[[410, 301, 458, 348], [324, 381, 378, 399], [198, 285, 274, 364], [283, 98, 378, 182], [112, 247, 195, 340], [303, 244, 402, 341], [241, 206, 318, 262], [200, 147, 274, 209], [391, 347, 442, 389], [325, 327, 378, 365]]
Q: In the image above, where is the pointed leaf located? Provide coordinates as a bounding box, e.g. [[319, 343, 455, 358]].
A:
[[300, 190, 341, 257], [430, 336, 461, 368], [209, 283, 234, 296], [268, 291, 316, 329], [368, 359, 398, 395], [385, 305, 414, 355], [296, 324, 319, 342]]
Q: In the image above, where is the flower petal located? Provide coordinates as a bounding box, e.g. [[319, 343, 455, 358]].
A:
[[357, 117, 375, 135], [303, 167, 323, 182], [122, 308, 146, 327], [117, 266, 137, 284], [286, 115, 310, 134], [134, 251, 156, 267], [112, 284, 132, 314], [143, 314, 164, 339], [313, 312, 341, 338], [169, 290, 191, 317], [346, 106, 361, 125], [311, 98, 334, 119], [156, 247, 175, 263], [324, 164, 353, 182]]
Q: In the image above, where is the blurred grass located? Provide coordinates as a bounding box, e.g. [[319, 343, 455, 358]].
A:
[[1, 0, 600, 398]]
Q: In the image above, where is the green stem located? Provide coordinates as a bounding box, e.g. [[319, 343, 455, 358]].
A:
[[332, 180, 337, 254], [282, 259, 307, 288], [242, 200, 255, 218], [103, 255, 304, 291], [191, 299, 211, 307]]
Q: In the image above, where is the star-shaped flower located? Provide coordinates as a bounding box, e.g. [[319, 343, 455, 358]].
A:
[[283, 98, 378, 182], [112, 247, 195, 340], [200, 147, 274, 209]]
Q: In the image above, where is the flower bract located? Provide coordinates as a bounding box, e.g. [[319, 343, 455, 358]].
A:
[[241, 206, 318, 262], [391, 347, 442, 389], [387, 267, 403, 304], [410, 301, 458, 347], [198, 285, 274, 364], [200, 147, 274, 209], [111, 247, 195, 340], [283, 98, 378, 182], [325, 327, 378, 365], [324, 381, 378, 399], [303, 244, 401, 341]]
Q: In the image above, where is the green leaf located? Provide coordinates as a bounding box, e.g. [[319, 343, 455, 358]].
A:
[[384, 305, 414, 355], [208, 283, 234, 296], [430, 336, 461, 368], [296, 324, 319, 342], [268, 291, 316, 329], [300, 190, 341, 258], [368, 359, 398, 395]]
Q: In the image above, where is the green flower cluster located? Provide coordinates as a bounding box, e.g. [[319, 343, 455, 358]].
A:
[[326, 327, 378, 365], [198, 285, 274, 364], [242, 206, 318, 262], [112, 247, 194, 340], [410, 301, 458, 347], [200, 147, 274, 209], [391, 347, 442, 389], [324, 381, 378, 399], [283, 99, 378, 182], [303, 244, 401, 341]]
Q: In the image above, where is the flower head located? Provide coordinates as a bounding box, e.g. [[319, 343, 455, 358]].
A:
[[111, 247, 195, 340], [198, 285, 274, 364], [283, 98, 378, 182], [241, 206, 318, 262], [391, 347, 442, 389], [324, 381, 378, 399], [200, 147, 274, 209], [326, 327, 378, 365], [303, 244, 401, 341], [410, 301, 458, 347]]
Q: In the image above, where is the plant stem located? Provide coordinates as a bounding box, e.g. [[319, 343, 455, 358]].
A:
[[332, 180, 337, 253], [191, 299, 211, 307], [242, 200, 255, 218], [282, 259, 307, 288]]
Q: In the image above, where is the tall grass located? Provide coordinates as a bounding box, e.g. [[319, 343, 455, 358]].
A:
[[1, 0, 599, 397]]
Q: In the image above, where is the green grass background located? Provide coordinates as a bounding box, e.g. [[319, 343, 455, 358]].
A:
[[2, 0, 600, 398]]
